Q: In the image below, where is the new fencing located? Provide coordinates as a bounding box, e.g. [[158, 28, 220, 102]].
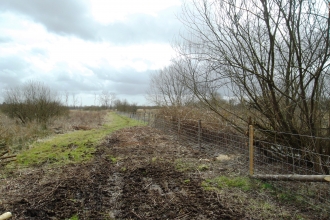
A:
[[118, 112, 330, 214]]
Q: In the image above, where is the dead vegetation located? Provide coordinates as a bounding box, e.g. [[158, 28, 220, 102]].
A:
[[0, 126, 324, 219], [0, 110, 108, 171], [0, 110, 107, 152]]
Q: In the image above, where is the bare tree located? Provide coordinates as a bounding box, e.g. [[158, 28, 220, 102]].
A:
[[63, 90, 69, 107], [176, 0, 330, 172], [147, 63, 196, 106], [109, 92, 116, 109], [71, 93, 79, 109], [98, 90, 116, 109], [93, 92, 98, 106]]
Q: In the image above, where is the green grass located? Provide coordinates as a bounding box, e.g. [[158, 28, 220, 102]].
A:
[[197, 164, 209, 171], [183, 179, 190, 184], [175, 159, 197, 172], [107, 155, 118, 163], [201, 175, 313, 217], [66, 214, 79, 220], [202, 176, 252, 191], [15, 112, 144, 167]]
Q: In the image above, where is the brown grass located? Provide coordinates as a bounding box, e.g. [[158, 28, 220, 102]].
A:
[[155, 106, 246, 134], [0, 110, 108, 154]]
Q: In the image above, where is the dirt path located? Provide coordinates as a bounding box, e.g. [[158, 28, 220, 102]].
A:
[[0, 126, 320, 219]]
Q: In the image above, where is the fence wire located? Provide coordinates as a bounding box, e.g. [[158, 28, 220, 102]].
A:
[[118, 112, 330, 214]]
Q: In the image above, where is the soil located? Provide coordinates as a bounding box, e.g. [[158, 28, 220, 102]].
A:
[[0, 126, 323, 219]]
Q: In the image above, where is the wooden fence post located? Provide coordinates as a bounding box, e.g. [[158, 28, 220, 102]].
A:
[[162, 116, 165, 132], [178, 118, 181, 141], [198, 120, 202, 150], [249, 125, 254, 176]]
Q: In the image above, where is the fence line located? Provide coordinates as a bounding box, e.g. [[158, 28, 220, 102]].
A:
[[117, 111, 330, 214]]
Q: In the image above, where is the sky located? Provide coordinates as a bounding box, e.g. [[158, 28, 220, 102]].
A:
[[0, 0, 183, 106]]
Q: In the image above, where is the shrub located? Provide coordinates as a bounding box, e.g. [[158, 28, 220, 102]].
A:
[[1, 81, 68, 127]]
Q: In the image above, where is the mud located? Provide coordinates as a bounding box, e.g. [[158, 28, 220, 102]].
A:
[[0, 126, 321, 219]]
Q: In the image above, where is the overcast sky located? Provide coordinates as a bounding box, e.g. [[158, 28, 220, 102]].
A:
[[0, 0, 183, 106]]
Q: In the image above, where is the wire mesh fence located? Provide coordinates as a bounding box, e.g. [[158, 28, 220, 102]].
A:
[[253, 128, 330, 213], [117, 111, 330, 214]]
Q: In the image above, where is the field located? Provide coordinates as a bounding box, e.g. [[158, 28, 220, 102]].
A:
[[0, 111, 325, 219]]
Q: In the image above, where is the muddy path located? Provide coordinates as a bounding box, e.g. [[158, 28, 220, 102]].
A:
[[0, 126, 319, 219]]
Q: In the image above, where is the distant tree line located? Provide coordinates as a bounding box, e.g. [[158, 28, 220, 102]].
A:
[[81, 98, 138, 113]]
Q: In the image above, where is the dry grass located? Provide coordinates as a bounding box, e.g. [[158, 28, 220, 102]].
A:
[[0, 110, 108, 154], [155, 106, 246, 135], [52, 110, 107, 132]]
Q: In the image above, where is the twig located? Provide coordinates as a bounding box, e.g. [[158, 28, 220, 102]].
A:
[[131, 210, 142, 219], [216, 193, 221, 205], [174, 212, 191, 219], [0, 151, 9, 158], [0, 155, 16, 160], [144, 182, 152, 189], [0, 158, 16, 165], [35, 182, 62, 208]]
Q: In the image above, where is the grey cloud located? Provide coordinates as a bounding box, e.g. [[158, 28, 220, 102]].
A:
[[0, 36, 12, 43], [1, 0, 182, 44], [88, 65, 150, 95], [89, 65, 150, 85], [50, 68, 99, 92], [99, 6, 183, 44], [0, 56, 29, 72], [0, 56, 30, 90], [0, 0, 99, 40], [56, 78, 97, 91], [49, 75, 98, 92], [0, 70, 23, 86], [113, 82, 149, 96], [30, 47, 48, 57]]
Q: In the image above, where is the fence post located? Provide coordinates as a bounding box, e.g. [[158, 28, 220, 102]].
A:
[[178, 118, 181, 141], [163, 116, 166, 132], [249, 125, 254, 176], [198, 120, 202, 150]]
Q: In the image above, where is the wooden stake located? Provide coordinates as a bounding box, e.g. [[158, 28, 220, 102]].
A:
[[178, 118, 181, 141], [249, 125, 254, 176], [198, 120, 202, 150]]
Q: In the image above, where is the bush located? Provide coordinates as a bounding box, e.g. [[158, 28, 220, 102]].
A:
[[1, 81, 68, 126], [114, 99, 137, 113]]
